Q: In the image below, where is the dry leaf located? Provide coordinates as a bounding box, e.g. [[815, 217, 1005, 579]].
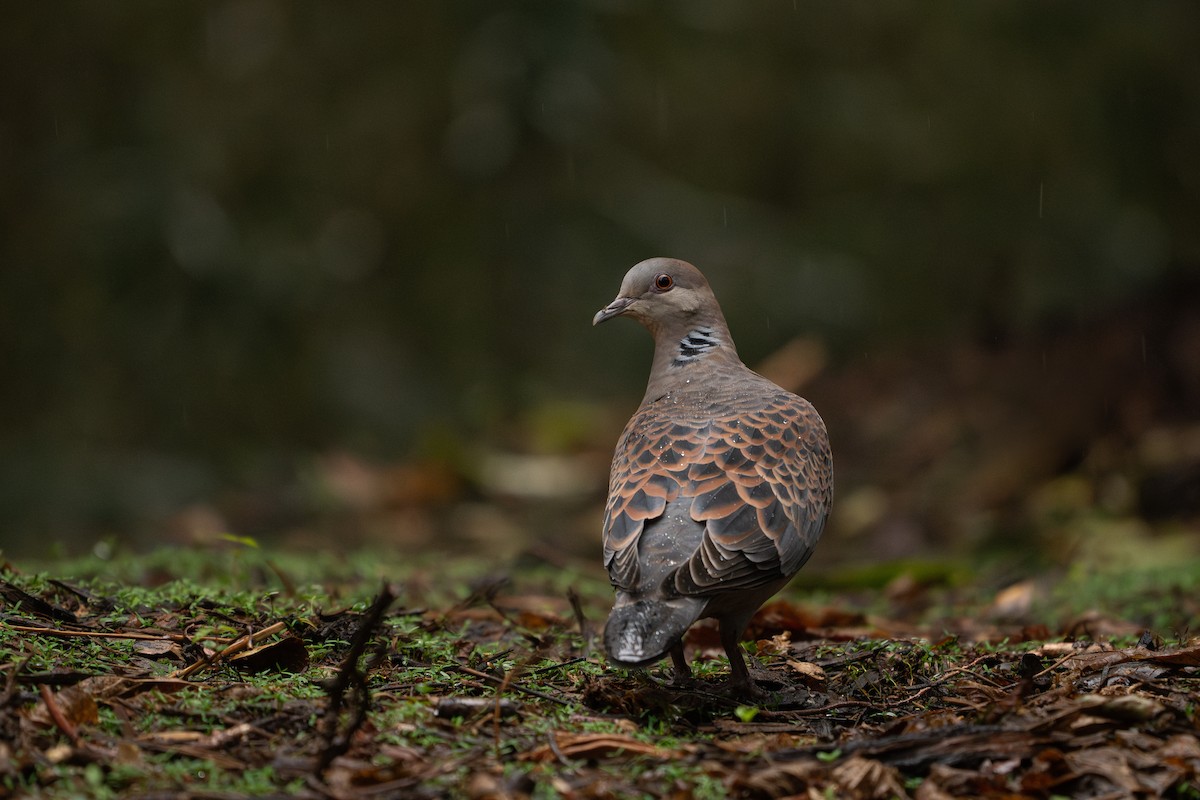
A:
[[1076, 693, 1166, 723], [133, 639, 182, 658], [832, 756, 910, 799], [1136, 642, 1200, 667], [989, 580, 1035, 618], [26, 685, 99, 729], [786, 659, 827, 686], [228, 635, 309, 673]]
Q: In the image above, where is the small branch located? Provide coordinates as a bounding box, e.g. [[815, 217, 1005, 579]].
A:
[[5, 624, 191, 643], [567, 587, 587, 636], [1033, 652, 1079, 680], [315, 583, 396, 776], [547, 730, 573, 767], [531, 656, 588, 675], [449, 664, 574, 708], [173, 621, 289, 679], [39, 684, 80, 746]]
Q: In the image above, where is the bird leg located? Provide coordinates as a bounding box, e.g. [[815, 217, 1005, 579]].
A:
[[720, 623, 761, 697], [669, 642, 692, 682]]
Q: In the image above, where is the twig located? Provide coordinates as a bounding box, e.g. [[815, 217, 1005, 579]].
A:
[[39, 684, 80, 746], [202, 721, 259, 748], [770, 651, 1021, 719], [449, 664, 574, 707], [5, 624, 190, 642], [435, 696, 519, 718], [547, 730, 573, 768], [531, 656, 588, 675], [1034, 652, 1079, 680], [769, 686, 942, 719], [480, 648, 514, 666], [173, 621, 288, 679], [315, 583, 396, 776], [492, 650, 539, 747], [567, 587, 587, 636]]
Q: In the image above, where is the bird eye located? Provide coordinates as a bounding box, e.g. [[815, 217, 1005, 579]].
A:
[[653, 273, 674, 291]]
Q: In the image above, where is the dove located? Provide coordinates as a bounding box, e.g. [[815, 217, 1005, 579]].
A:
[[593, 257, 833, 692]]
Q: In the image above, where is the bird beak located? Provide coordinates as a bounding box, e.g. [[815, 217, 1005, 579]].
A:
[[593, 296, 635, 326]]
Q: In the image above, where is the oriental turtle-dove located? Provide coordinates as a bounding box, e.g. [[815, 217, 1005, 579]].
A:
[[593, 258, 833, 692]]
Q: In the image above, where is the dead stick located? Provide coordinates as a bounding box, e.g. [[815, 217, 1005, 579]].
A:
[[547, 730, 573, 767], [4, 624, 190, 642], [450, 664, 573, 707], [566, 587, 587, 636], [531, 656, 587, 675], [202, 721, 259, 748], [315, 583, 396, 775], [39, 684, 80, 746], [1033, 652, 1079, 680], [173, 621, 288, 679]]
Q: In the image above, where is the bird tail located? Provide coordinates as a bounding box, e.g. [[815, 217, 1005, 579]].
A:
[[603, 596, 705, 668]]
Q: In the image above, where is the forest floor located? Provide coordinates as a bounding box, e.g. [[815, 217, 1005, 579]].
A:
[[5, 272, 1200, 798], [2, 546, 1199, 799]]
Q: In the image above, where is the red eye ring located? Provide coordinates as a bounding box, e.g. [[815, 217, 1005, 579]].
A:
[[653, 273, 674, 291]]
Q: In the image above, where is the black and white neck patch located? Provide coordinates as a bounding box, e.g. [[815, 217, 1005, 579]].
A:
[[672, 327, 721, 367]]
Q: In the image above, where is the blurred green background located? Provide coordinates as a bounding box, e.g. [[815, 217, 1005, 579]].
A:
[[2, 2, 1198, 567]]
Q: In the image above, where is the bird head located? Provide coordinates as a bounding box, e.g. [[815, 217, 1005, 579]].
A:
[[592, 257, 720, 333]]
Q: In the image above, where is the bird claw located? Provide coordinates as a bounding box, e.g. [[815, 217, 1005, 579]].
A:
[[727, 678, 767, 700], [667, 672, 698, 690]]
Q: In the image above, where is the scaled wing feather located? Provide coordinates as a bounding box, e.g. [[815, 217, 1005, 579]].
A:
[[602, 388, 832, 597]]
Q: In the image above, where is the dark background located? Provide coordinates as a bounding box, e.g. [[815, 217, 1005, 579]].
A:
[[2, 3, 1197, 568]]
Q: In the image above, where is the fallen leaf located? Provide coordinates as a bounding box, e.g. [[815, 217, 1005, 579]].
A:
[[786, 659, 827, 686], [133, 639, 182, 659], [1076, 693, 1166, 723], [756, 631, 792, 656], [732, 757, 824, 797], [26, 685, 99, 729], [832, 755, 910, 799], [228, 636, 309, 673], [1135, 641, 1200, 667], [989, 580, 1035, 618]]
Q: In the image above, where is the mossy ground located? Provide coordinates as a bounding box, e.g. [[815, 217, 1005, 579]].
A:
[[2, 545, 1198, 798]]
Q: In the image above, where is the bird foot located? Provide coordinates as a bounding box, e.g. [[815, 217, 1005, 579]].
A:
[[724, 677, 767, 700], [667, 672, 699, 690]]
